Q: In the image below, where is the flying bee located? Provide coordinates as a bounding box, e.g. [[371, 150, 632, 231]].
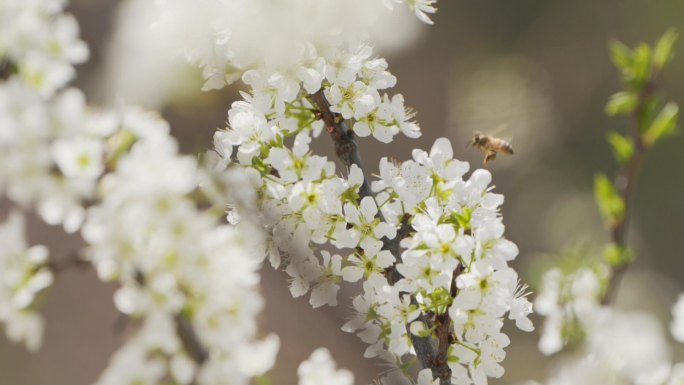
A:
[[470, 131, 514, 166]]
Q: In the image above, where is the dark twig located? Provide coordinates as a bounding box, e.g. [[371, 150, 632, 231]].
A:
[[311, 90, 458, 384], [47, 254, 210, 367], [46, 252, 90, 273], [435, 265, 463, 365], [310, 91, 373, 199], [175, 314, 209, 365], [136, 271, 210, 366], [0, 59, 16, 81]]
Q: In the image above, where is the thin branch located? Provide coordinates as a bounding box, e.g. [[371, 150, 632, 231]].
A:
[[135, 270, 210, 366], [436, 266, 463, 361], [310, 90, 373, 199], [175, 314, 209, 365], [311, 90, 457, 384], [601, 72, 659, 305], [0, 59, 16, 80], [46, 252, 90, 273], [384, 214, 413, 285], [46, 255, 210, 369]]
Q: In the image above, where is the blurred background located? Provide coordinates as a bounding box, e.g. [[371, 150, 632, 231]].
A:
[[1, 0, 684, 384]]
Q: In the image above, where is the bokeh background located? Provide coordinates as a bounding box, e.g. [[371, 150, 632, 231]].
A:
[[2, 0, 684, 384]]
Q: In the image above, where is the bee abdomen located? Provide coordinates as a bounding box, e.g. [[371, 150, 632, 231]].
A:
[[500, 142, 514, 154]]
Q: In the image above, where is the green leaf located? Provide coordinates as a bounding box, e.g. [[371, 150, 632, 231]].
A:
[[630, 43, 652, 88], [638, 96, 660, 133], [593, 173, 625, 224], [254, 375, 273, 385], [603, 243, 634, 267], [106, 129, 137, 168], [448, 207, 472, 230], [606, 131, 634, 164], [605, 91, 638, 116], [643, 102, 679, 146], [447, 354, 461, 363], [653, 28, 678, 70], [609, 40, 634, 72]]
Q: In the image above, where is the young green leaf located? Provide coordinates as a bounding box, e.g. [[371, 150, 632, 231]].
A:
[[603, 243, 634, 267], [605, 91, 638, 116], [653, 28, 678, 70], [630, 43, 652, 88], [643, 102, 679, 146], [594, 173, 625, 224], [606, 131, 634, 165], [609, 40, 634, 73]]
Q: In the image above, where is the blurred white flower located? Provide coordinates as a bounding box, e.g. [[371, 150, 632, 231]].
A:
[[671, 293, 684, 342], [0, 210, 52, 351], [51, 138, 105, 180], [0, 1, 88, 96], [298, 348, 354, 385]]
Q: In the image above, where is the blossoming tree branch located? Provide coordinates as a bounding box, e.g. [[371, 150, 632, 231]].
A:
[[0, 1, 682, 385]]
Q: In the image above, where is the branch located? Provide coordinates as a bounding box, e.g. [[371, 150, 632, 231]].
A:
[[310, 90, 372, 199], [133, 270, 210, 366], [46, 252, 90, 273], [175, 314, 209, 365], [311, 90, 455, 384], [44, 253, 208, 365], [0, 59, 16, 81], [601, 72, 659, 305]]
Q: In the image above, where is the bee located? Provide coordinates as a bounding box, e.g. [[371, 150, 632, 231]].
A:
[[470, 131, 514, 166]]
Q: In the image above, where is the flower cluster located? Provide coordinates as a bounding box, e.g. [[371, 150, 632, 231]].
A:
[[297, 348, 354, 385], [185, 0, 534, 379], [345, 140, 533, 384], [386, 0, 438, 24], [529, 309, 675, 385], [0, 0, 112, 352], [206, 36, 428, 311], [0, 210, 51, 351], [529, 293, 684, 385], [84, 110, 278, 385], [0, 1, 280, 385], [0, 82, 116, 233], [534, 266, 607, 355], [154, 0, 438, 91], [0, 0, 88, 96], [0, 0, 536, 385], [208, 38, 422, 308]]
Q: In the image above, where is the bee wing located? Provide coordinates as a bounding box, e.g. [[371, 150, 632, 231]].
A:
[[490, 123, 509, 136], [491, 125, 514, 154]]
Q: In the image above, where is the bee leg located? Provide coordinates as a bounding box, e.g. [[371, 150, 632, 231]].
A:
[[483, 151, 497, 165]]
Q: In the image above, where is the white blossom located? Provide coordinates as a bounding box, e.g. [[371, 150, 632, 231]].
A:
[[0, 211, 52, 351], [0, 1, 88, 95], [326, 80, 380, 120], [535, 267, 606, 355], [671, 293, 684, 343], [536, 310, 671, 385], [298, 348, 354, 385]]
